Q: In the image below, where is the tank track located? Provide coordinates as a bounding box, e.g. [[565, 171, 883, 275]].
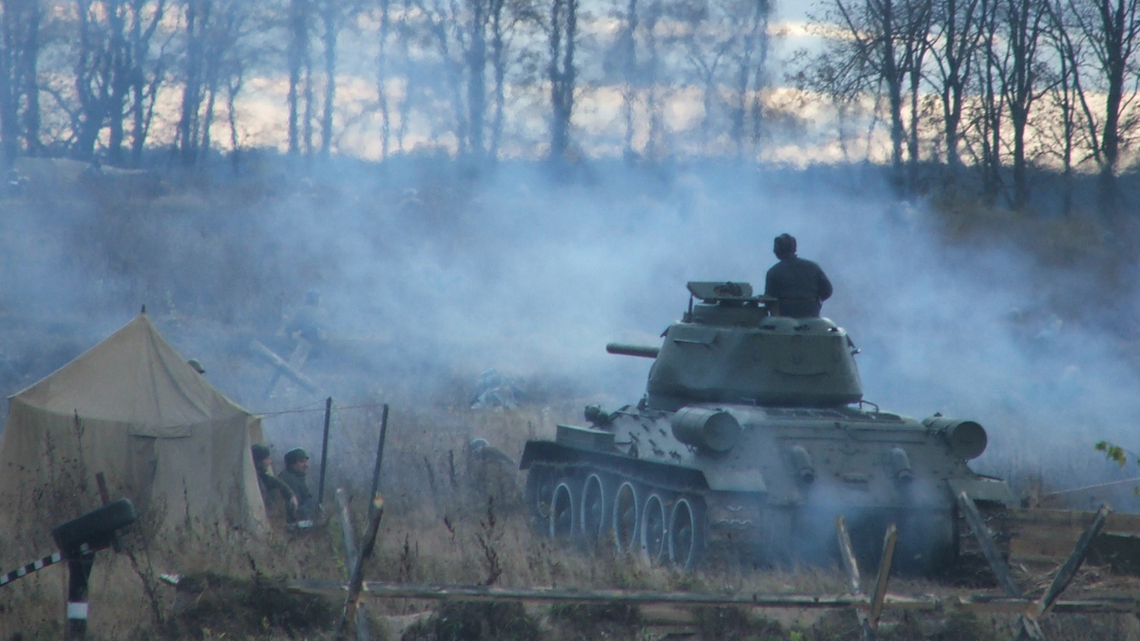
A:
[[526, 459, 971, 575]]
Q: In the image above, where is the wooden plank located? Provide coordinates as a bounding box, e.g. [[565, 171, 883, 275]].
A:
[[1031, 505, 1111, 619], [835, 516, 862, 595], [958, 492, 1022, 598], [336, 497, 385, 641], [335, 489, 368, 641], [835, 516, 876, 641], [1004, 509, 1140, 534], [868, 524, 897, 627], [287, 579, 1140, 615], [958, 494, 1046, 641]]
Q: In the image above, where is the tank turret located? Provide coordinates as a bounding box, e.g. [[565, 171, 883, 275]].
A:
[[632, 281, 863, 411]]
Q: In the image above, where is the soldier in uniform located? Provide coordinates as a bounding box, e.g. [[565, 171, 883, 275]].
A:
[[279, 447, 317, 523], [764, 233, 833, 318], [252, 444, 297, 522]]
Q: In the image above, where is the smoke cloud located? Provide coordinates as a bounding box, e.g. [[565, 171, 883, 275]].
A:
[[2, 158, 1138, 505]]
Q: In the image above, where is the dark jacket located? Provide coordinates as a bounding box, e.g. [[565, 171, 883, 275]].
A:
[[258, 469, 295, 503], [279, 467, 316, 521], [764, 256, 833, 318]]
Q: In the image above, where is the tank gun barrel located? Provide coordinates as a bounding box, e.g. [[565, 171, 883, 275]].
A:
[[606, 343, 660, 359]]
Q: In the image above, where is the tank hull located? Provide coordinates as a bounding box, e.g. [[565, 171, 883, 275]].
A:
[[521, 403, 1013, 573]]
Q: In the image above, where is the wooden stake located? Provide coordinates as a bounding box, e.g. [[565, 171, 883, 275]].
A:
[[336, 496, 385, 640], [836, 515, 877, 641], [336, 489, 369, 641]]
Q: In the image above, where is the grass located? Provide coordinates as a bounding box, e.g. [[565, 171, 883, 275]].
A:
[[6, 378, 1140, 640]]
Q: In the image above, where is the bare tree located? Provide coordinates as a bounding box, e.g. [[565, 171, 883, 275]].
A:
[[827, 0, 930, 181], [175, 0, 257, 167], [901, 0, 932, 189], [0, 0, 45, 164], [548, 0, 577, 161], [927, 0, 981, 172], [176, 0, 209, 165], [1042, 2, 1086, 213], [313, 0, 365, 158], [1001, 0, 1050, 209], [1063, 0, 1140, 211], [126, 0, 171, 166], [286, 0, 313, 156], [966, 0, 1005, 201]]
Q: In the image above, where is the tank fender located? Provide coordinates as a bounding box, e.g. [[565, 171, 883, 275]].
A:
[[701, 467, 768, 493], [520, 440, 579, 469], [948, 478, 1016, 506]]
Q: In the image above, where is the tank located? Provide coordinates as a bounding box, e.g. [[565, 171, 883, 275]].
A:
[[520, 281, 1014, 573]]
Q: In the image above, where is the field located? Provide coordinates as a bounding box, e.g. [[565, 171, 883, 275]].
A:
[[3, 157, 1140, 640], [2, 372, 1140, 641]]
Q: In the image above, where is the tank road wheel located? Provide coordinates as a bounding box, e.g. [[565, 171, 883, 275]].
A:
[[640, 492, 669, 564], [525, 465, 557, 535], [668, 497, 706, 570], [550, 479, 579, 542], [580, 473, 612, 546], [612, 481, 640, 556]]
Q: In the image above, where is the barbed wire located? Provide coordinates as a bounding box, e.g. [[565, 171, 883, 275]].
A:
[[254, 401, 388, 418]]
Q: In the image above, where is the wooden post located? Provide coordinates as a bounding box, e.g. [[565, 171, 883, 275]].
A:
[[369, 405, 390, 507], [317, 397, 333, 510], [958, 492, 1047, 641], [1030, 504, 1110, 619], [836, 516, 862, 595], [836, 516, 877, 641], [957, 492, 1022, 596], [336, 496, 385, 640], [336, 489, 369, 641], [868, 524, 897, 629]]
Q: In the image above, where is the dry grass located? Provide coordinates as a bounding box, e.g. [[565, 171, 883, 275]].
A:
[[5, 373, 1140, 640]]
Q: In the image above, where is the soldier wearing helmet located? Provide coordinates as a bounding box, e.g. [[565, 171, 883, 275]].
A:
[[764, 233, 833, 318], [279, 447, 317, 524]]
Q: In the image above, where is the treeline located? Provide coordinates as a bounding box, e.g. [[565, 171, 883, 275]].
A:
[[0, 0, 772, 169], [798, 0, 1140, 213], [0, 0, 1138, 213]]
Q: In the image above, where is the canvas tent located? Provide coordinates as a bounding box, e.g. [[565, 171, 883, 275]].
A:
[[0, 313, 267, 556]]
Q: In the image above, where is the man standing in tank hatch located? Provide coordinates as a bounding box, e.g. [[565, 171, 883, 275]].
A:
[[764, 233, 833, 318]]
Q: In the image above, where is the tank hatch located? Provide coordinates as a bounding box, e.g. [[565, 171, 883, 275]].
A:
[[684, 281, 774, 327], [643, 282, 864, 410]]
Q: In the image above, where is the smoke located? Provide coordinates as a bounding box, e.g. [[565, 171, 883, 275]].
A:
[[1, 158, 1138, 503]]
